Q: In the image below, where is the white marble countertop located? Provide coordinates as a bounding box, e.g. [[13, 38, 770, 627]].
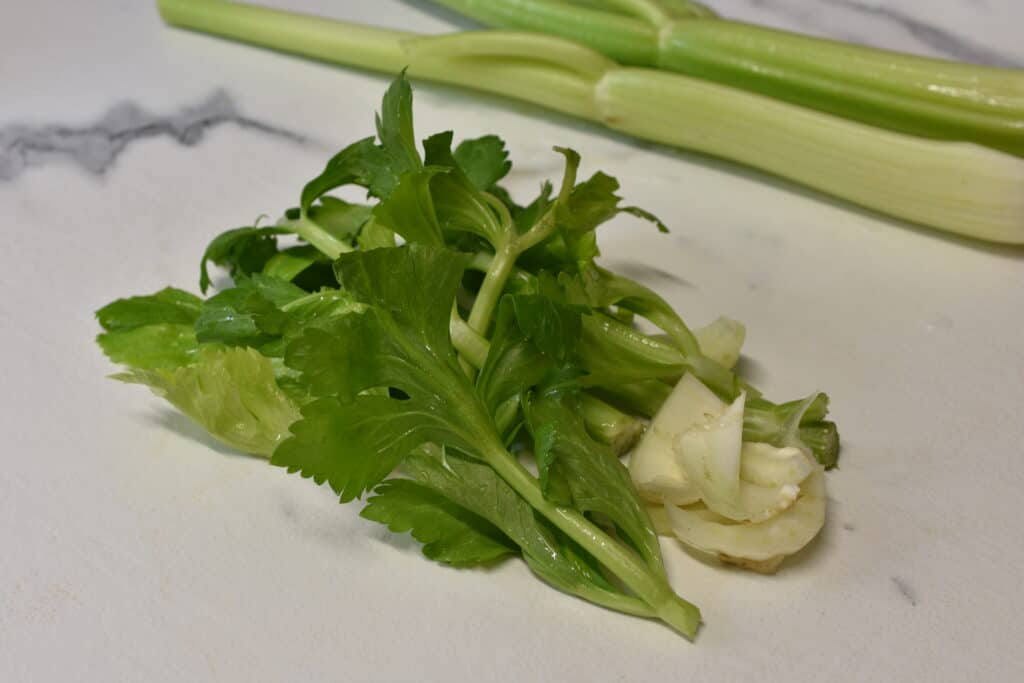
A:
[[2, 1, 1023, 681]]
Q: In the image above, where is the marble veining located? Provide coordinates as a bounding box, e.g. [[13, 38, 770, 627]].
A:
[[733, 0, 1022, 67], [0, 91, 307, 182], [820, 0, 1023, 67], [891, 576, 919, 606]]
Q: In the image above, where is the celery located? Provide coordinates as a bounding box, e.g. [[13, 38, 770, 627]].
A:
[[434, 0, 1024, 157], [157, 0, 1024, 244]]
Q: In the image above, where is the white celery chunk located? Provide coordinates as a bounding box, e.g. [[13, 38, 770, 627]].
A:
[[694, 316, 746, 369], [674, 392, 746, 518], [740, 442, 815, 488], [628, 373, 725, 505], [665, 465, 826, 571]]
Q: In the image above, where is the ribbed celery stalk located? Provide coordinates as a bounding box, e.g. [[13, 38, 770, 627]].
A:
[[156, 0, 1024, 243], [434, 0, 1024, 157]]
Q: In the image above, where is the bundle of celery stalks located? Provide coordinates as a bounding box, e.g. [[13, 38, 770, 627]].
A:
[[156, 0, 1024, 244], [97, 0, 1022, 640]]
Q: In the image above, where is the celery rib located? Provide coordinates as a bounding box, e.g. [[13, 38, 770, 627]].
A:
[[157, 0, 1024, 244], [436, 0, 1024, 156]]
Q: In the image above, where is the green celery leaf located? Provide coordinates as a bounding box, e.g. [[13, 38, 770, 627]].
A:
[[561, 169, 668, 235], [376, 70, 422, 176], [268, 244, 339, 292], [621, 205, 669, 233], [273, 395, 476, 502], [96, 288, 204, 370], [513, 181, 554, 233], [555, 264, 698, 354], [196, 290, 279, 347], [300, 137, 391, 209], [97, 323, 198, 371], [276, 245, 498, 501], [361, 477, 517, 566], [424, 132, 507, 247], [532, 421, 575, 506], [306, 197, 374, 240], [244, 273, 309, 307], [561, 170, 619, 234], [400, 450, 633, 605], [476, 298, 551, 421], [454, 135, 512, 191], [199, 226, 288, 293], [261, 245, 340, 292], [300, 74, 423, 209], [282, 289, 362, 328], [525, 389, 664, 569], [96, 287, 202, 331], [195, 274, 307, 348], [262, 249, 318, 283], [115, 346, 301, 457], [371, 168, 446, 245], [510, 294, 582, 364], [334, 245, 467, 364], [357, 217, 397, 250], [514, 148, 666, 268], [476, 293, 582, 439]]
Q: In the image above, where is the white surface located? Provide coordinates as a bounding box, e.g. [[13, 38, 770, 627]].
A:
[[2, 1, 1023, 681]]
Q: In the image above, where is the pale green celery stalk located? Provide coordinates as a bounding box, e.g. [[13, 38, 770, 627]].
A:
[[451, 310, 645, 455], [433, 0, 1024, 157], [157, 0, 1024, 244], [429, 0, 660, 65], [157, 0, 600, 120], [596, 69, 1024, 244]]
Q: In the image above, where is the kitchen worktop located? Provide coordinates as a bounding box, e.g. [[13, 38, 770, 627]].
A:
[[2, 1, 1023, 681]]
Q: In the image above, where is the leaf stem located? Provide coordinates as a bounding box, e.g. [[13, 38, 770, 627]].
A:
[[481, 440, 701, 637], [450, 307, 490, 366], [278, 214, 353, 260], [467, 245, 517, 334]]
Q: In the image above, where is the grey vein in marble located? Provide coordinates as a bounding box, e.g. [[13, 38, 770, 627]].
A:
[[737, 0, 1021, 67], [821, 0, 1023, 67], [0, 91, 307, 182], [891, 576, 918, 606]]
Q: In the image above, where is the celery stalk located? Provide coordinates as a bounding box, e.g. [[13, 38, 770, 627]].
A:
[[434, 0, 1024, 156], [156, 0, 1024, 243]]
